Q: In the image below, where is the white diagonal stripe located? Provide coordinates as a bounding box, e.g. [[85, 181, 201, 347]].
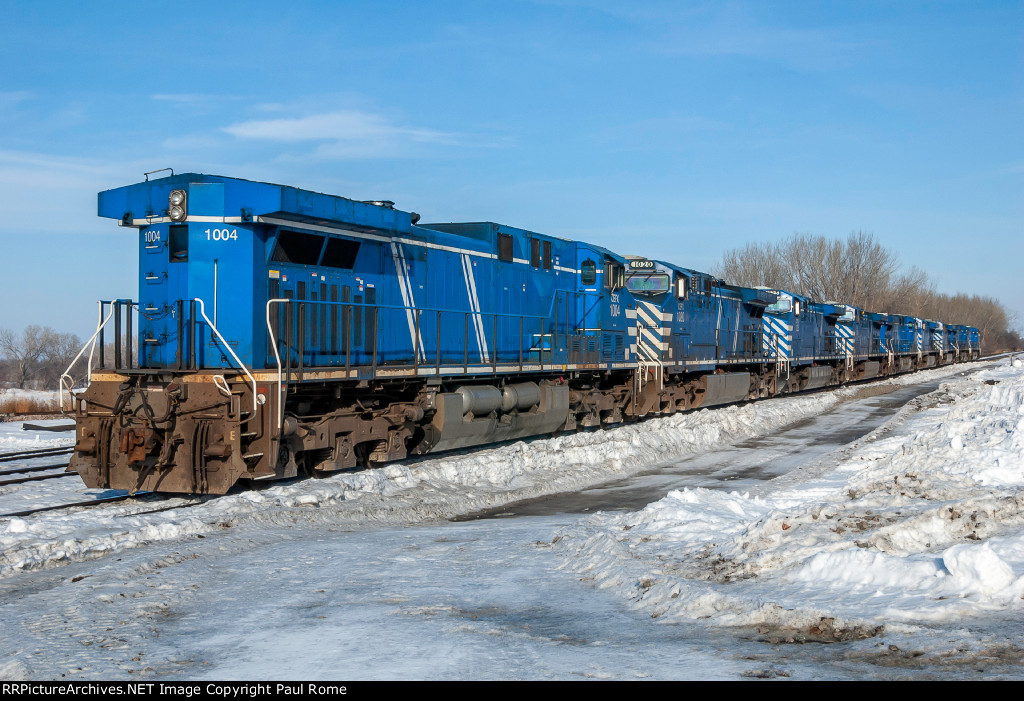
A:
[[461, 254, 490, 363], [636, 305, 662, 332], [390, 242, 426, 361], [640, 326, 662, 348]]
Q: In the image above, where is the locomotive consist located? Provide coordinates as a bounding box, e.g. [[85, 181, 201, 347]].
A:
[[62, 173, 981, 494]]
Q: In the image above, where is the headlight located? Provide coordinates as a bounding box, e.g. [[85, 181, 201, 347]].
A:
[[169, 189, 187, 220]]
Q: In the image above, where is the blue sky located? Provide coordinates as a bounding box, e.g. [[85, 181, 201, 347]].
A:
[[0, 0, 1021, 339]]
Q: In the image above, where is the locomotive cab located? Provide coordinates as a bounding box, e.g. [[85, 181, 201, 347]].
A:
[[623, 258, 673, 368], [623, 259, 672, 300], [759, 289, 832, 391], [833, 304, 880, 380], [760, 289, 796, 361]]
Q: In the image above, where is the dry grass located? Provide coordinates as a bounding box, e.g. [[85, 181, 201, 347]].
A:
[[0, 396, 61, 415]]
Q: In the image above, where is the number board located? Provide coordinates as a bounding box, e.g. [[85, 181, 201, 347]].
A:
[[628, 260, 655, 269]]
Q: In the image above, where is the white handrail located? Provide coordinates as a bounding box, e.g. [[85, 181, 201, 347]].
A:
[[60, 298, 262, 421], [192, 297, 261, 418], [59, 303, 118, 414], [266, 298, 289, 430], [770, 333, 790, 383]]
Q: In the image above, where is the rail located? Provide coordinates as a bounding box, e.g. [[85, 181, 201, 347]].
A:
[[191, 298, 262, 420], [61, 298, 262, 421], [59, 300, 127, 414], [266, 298, 563, 430]]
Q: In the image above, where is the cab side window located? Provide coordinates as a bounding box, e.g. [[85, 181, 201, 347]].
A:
[[498, 234, 514, 262], [581, 259, 597, 285], [676, 275, 688, 299], [604, 262, 624, 290]]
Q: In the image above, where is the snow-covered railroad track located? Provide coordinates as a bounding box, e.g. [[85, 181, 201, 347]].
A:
[[0, 461, 70, 477], [0, 446, 72, 462], [0, 467, 73, 487], [0, 492, 143, 519]]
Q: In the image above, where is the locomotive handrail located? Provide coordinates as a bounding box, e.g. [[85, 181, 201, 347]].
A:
[[268, 297, 554, 321], [59, 301, 121, 415], [191, 297, 261, 421], [266, 296, 557, 372], [143, 167, 174, 181], [63, 297, 260, 417], [266, 297, 569, 430], [267, 297, 290, 429]]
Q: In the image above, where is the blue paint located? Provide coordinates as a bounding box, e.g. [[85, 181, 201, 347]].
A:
[[99, 173, 982, 377]]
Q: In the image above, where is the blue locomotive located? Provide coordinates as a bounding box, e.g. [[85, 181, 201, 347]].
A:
[[63, 173, 981, 494]]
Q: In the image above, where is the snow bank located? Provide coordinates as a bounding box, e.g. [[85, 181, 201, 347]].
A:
[[0, 419, 72, 451], [557, 363, 1024, 631]]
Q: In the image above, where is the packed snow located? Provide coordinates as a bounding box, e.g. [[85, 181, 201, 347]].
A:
[[0, 388, 60, 401], [557, 361, 1024, 638], [0, 359, 1021, 679], [0, 418, 70, 452]]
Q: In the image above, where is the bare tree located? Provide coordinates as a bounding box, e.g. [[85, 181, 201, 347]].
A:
[[0, 326, 51, 389], [0, 326, 84, 389], [714, 231, 900, 309], [715, 232, 1021, 354], [880, 266, 932, 315], [834, 231, 901, 310], [38, 330, 84, 388], [716, 241, 791, 290]]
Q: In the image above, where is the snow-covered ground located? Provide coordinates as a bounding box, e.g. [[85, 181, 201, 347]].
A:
[[0, 388, 60, 401], [0, 360, 1021, 679], [557, 360, 1024, 659], [0, 418, 72, 451]]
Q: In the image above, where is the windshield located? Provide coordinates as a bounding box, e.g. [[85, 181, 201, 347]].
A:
[[625, 273, 670, 294], [764, 296, 793, 315]]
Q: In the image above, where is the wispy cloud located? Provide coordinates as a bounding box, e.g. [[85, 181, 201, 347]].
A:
[[0, 150, 140, 237], [224, 109, 450, 142], [637, 4, 868, 71], [222, 109, 458, 160], [0, 149, 112, 180]]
